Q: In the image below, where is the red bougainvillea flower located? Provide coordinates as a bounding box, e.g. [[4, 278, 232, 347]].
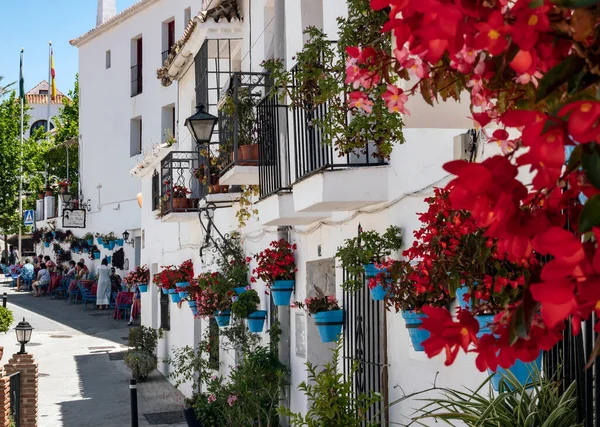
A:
[[510, 3, 550, 51], [509, 50, 534, 75], [382, 85, 409, 115], [420, 306, 479, 366], [558, 101, 600, 143], [348, 91, 374, 114], [474, 11, 510, 56], [517, 127, 566, 190]]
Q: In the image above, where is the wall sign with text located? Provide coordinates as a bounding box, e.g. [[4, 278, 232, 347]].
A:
[[62, 209, 86, 228]]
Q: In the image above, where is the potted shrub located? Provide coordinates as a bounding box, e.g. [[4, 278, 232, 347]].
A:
[[124, 326, 162, 381], [58, 180, 70, 194], [231, 289, 266, 333], [37, 190, 45, 200], [171, 185, 191, 210], [196, 271, 234, 327], [124, 265, 150, 293], [294, 288, 343, 343], [44, 231, 54, 247], [253, 239, 297, 306], [45, 185, 54, 197], [83, 232, 94, 247], [173, 259, 194, 301], [335, 225, 403, 292]]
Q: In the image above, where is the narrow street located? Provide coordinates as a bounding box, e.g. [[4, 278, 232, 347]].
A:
[[0, 287, 187, 427]]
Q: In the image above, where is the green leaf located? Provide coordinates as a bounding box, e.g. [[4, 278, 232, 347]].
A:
[[581, 146, 600, 189], [508, 305, 528, 345], [579, 194, 600, 233], [536, 55, 587, 102]]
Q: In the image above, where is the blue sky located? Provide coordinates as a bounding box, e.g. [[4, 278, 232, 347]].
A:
[[0, 0, 138, 96]]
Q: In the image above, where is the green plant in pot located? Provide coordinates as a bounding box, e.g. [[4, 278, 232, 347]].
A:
[[0, 307, 14, 334], [124, 326, 163, 381], [335, 225, 403, 291], [232, 289, 267, 333]]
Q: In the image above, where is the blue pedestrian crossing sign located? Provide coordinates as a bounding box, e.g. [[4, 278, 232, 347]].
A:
[[23, 210, 34, 226]]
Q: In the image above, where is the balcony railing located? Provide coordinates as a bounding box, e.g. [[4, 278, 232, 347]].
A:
[[131, 63, 143, 97], [161, 50, 169, 65], [217, 72, 271, 176], [160, 151, 207, 216], [257, 90, 291, 199], [289, 63, 386, 183]]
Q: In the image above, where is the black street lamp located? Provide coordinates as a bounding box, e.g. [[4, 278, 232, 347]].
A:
[[185, 105, 218, 145], [15, 318, 33, 354], [122, 230, 130, 242]]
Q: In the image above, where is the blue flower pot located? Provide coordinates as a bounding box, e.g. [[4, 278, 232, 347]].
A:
[[476, 315, 542, 391], [246, 310, 267, 333], [108, 241, 116, 250], [402, 310, 430, 352], [176, 282, 190, 299], [178, 291, 189, 299], [138, 284, 148, 293], [93, 251, 101, 259], [188, 301, 198, 315], [161, 288, 169, 295], [116, 239, 124, 246], [187, 300, 196, 308], [363, 263, 385, 278], [44, 242, 50, 248], [215, 310, 231, 327], [455, 286, 471, 309], [271, 280, 295, 306], [169, 288, 181, 303], [369, 283, 389, 301], [314, 310, 344, 343], [97, 237, 103, 245], [83, 248, 89, 253], [86, 238, 93, 246], [106, 256, 112, 264], [234, 287, 248, 295], [52, 231, 56, 237]]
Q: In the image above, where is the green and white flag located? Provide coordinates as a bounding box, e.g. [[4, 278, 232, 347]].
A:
[[19, 49, 24, 101]]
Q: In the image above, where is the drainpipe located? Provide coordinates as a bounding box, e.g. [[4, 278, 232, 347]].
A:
[[274, 0, 286, 67], [277, 225, 291, 427]]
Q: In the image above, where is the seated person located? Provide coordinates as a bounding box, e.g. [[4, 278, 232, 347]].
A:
[[45, 256, 56, 273], [16, 259, 35, 291], [65, 261, 77, 278], [32, 264, 50, 297], [110, 268, 123, 293]]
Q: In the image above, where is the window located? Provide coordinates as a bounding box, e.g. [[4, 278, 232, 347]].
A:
[[131, 37, 143, 96], [162, 19, 175, 64], [208, 318, 219, 370], [130, 117, 142, 156], [160, 288, 170, 330], [184, 7, 191, 26], [106, 50, 111, 68], [30, 120, 54, 135], [161, 104, 176, 144], [39, 89, 48, 95], [151, 170, 160, 211]]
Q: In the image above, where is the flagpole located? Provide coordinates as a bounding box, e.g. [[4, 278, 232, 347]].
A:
[[18, 48, 24, 260], [46, 41, 52, 137]]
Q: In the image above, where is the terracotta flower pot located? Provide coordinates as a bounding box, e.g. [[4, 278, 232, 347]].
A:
[[209, 184, 229, 194], [45, 190, 53, 197], [173, 197, 188, 210], [238, 145, 258, 166], [38, 192, 45, 200], [251, 144, 259, 160]]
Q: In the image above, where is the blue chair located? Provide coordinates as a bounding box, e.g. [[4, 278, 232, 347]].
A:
[[10, 274, 19, 288], [69, 282, 81, 304], [21, 278, 32, 292], [81, 288, 97, 309], [37, 283, 49, 296]]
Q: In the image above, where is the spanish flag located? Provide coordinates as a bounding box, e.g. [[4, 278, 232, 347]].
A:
[[50, 46, 56, 100]]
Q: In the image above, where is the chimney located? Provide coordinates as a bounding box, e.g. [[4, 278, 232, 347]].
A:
[[97, 0, 117, 26]]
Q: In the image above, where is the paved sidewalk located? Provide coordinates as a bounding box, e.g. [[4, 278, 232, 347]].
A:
[[0, 287, 187, 427]]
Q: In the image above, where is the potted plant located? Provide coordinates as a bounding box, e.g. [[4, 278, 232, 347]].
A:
[[174, 259, 194, 301], [171, 185, 191, 210], [231, 289, 266, 333], [335, 225, 403, 292], [44, 231, 54, 247], [37, 190, 45, 200], [124, 326, 162, 381], [124, 265, 150, 293], [253, 239, 297, 306], [58, 180, 70, 194], [294, 289, 343, 343], [45, 185, 54, 197], [83, 232, 94, 246], [95, 232, 104, 245], [196, 271, 234, 326]]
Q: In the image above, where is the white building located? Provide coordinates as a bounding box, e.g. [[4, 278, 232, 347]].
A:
[[64, 0, 201, 271], [129, 0, 499, 423], [25, 80, 64, 138]]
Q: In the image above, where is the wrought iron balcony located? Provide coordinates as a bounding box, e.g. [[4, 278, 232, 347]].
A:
[[131, 63, 143, 97], [160, 151, 207, 219]]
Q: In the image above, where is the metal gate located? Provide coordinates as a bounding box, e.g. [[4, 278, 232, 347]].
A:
[[343, 270, 388, 426], [9, 372, 20, 427]]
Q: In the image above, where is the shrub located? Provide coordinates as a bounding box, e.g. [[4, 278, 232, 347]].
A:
[[231, 289, 260, 318], [0, 307, 14, 334], [127, 326, 162, 354], [124, 350, 157, 381]]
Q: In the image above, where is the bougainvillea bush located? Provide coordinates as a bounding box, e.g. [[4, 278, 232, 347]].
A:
[[349, 0, 600, 369], [195, 272, 235, 316], [124, 265, 150, 286], [153, 260, 195, 291]]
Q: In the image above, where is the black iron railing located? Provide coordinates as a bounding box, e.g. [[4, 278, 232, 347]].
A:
[[218, 72, 271, 176], [257, 90, 291, 199], [342, 269, 387, 425], [160, 151, 207, 216], [161, 50, 169, 65], [289, 63, 386, 183], [131, 64, 142, 97], [9, 371, 20, 427]]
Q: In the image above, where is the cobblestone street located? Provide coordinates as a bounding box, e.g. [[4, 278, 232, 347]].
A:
[[0, 287, 186, 427]]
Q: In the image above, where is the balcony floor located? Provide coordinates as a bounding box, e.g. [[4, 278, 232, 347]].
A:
[[257, 193, 328, 226], [220, 165, 259, 186]]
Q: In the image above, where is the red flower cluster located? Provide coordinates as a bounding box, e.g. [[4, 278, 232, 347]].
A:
[[195, 272, 233, 317], [124, 265, 150, 285], [252, 239, 297, 285], [347, 0, 600, 368], [152, 259, 195, 290]]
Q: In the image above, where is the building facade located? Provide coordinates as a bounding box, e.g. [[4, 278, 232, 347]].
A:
[[25, 80, 64, 139]]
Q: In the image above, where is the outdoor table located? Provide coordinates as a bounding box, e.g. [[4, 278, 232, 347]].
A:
[[113, 292, 134, 319]]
